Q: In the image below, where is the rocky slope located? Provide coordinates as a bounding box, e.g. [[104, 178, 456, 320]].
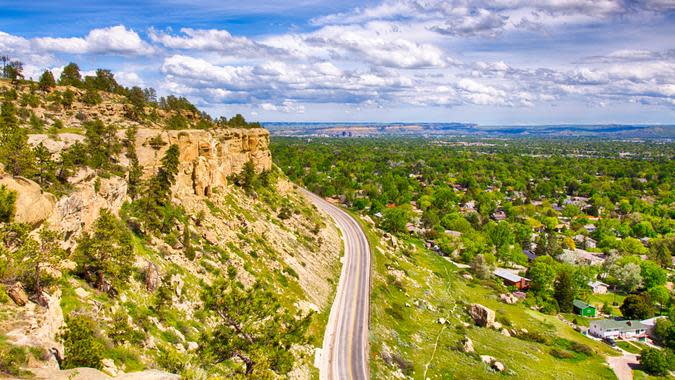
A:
[[0, 79, 341, 379]]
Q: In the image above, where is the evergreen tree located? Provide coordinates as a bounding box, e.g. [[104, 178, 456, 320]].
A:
[[20, 225, 66, 306], [201, 280, 310, 376], [60, 315, 104, 369], [38, 70, 56, 92], [0, 101, 35, 176], [33, 143, 55, 187], [74, 209, 134, 294], [554, 269, 575, 313], [59, 63, 82, 87], [83, 119, 120, 170], [0, 185, 17, 223]]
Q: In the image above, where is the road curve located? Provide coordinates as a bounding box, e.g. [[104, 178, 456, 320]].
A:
[[301, 189, 371, 380]]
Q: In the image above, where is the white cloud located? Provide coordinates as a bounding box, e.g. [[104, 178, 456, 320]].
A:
[[149, 28, 280, 57], [32, 25, 153, 55]]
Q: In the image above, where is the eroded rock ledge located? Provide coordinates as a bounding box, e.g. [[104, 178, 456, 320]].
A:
[[134, 128, 272, 196]]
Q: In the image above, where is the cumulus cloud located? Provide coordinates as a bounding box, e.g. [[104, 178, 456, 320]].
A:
[[430, 9, 507, 37], [32, 25, 153, 55], [149, 28, 282, 57]]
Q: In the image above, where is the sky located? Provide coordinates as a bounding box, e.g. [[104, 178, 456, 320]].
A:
[[1, 0, 674, 124]]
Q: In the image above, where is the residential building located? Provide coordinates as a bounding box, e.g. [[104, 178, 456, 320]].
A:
[[493, 268, 530, 290], [588, 281, 609, 295], [573, 300, 596, 317], [589, 319, 648, 340]]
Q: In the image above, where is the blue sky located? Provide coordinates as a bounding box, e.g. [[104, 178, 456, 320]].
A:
[[1, 0, 674, 124]]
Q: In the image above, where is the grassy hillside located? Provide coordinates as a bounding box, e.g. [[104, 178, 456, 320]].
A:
[[348, 213, 619, 380]]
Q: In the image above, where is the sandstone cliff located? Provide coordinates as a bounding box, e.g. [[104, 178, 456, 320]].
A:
[[134, 128, 272, 196]]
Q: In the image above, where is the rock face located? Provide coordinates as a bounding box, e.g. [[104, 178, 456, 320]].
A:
[[468, 303, 496, 327], [47, 175, 128, 249], [145, 263, 161, 292], [0, 175, 56, 225], [134, 128, 272, 197], [5, 290, 65, 369]]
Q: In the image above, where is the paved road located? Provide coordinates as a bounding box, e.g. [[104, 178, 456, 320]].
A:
[[302, 189, 371, 380]]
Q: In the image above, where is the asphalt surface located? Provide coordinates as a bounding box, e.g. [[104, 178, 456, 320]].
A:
[[302, 189, 371, 380]]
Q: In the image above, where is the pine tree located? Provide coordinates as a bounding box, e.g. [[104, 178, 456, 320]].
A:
[[74, 210, 134, 294], [202, 280, 311, 376], [59, 63, 82, 87], [554, 269, 575, 313], [38, 70, 56, 92], [33, 143, 55, 187], [0, 101, 35, 176]]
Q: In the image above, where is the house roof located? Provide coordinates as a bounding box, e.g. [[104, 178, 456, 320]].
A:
[[588, 281, 609, 288], [573, 300, 594, 310], [523, 249, 537, 260], [494, 268, 526, 283], [591, 319, 648, 332]]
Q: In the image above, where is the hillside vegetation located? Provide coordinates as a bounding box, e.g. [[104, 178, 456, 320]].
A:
[[273, 137, 674, 379], [0, 66, 341, 379]]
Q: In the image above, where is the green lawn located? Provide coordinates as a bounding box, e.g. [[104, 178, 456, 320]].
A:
[[616, 341, 642, 354], [588, 293, 626, 317]]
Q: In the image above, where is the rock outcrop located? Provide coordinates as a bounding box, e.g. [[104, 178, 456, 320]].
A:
[[47, 174, 128, 249], [468, 303, 496, 327], [0, 175, 56, 225], [134, 128, 272, 197], [8, 282, 29, 306]]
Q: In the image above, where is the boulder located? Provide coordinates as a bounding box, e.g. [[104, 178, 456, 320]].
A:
[[8, 282, 29, 306], [500, 293, 518, 304], [0, 176, 56, 225], [101, 358, 120, 377], [145, 262, 161, 292], [468, 303, 495, 327], [461, 336, 474, 353], [74, 287, 89, 298], [501, 328, 511, 337], [480, 355, 506, 372], [171, 274, 184, 297]]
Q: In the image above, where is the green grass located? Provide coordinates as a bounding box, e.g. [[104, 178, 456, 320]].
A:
[[588, 293, 626, 317], [616, 341, 642, 354], [350, 213, 618, 379]]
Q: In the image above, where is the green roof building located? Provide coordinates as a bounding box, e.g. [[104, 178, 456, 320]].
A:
[[573, 300, 596, 317]]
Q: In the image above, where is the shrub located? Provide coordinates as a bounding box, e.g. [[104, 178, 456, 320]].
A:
[[0, 341, 29, 376], [550, 348, 575, 359], [640, 348, 670, 376], [60, 315, 104, 369], [570, 342, 594, 356], [0, 185, 17, 223], [515, 330, 552, 345]]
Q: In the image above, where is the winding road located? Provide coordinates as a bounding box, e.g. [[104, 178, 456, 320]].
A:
[[302, 189, 371, 380]]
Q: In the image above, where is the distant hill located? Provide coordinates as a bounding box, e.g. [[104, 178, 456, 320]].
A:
[[265, 122, 675, 139]]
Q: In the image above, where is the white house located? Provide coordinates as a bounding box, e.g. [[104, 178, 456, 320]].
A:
[[589, 319, 648, 340], [588, 281, 609, 294]]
